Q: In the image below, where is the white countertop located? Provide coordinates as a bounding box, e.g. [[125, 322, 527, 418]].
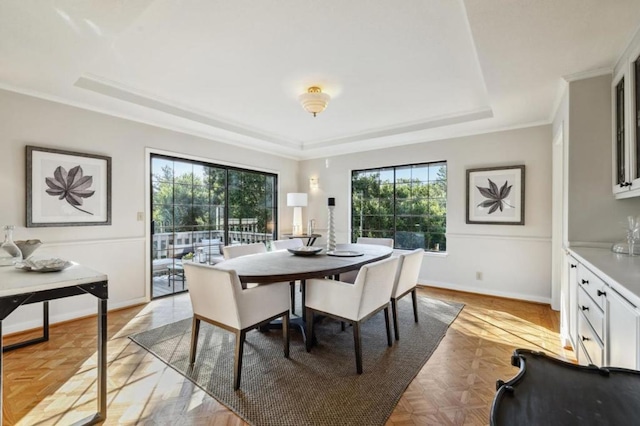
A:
[[569, 247, 640, 306], [0, 263, 107, 298]]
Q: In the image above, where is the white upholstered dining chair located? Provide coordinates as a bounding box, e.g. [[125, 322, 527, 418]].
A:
[[391, 248, 423, 340], [222, 243, 267, 289], [183, 262, 290, 390], [271, 238, 304, 250], [304, 256, 399, 374], [339, 237, 395, 284], [356, 237, 394, 247], [222, 242, 267, 259]]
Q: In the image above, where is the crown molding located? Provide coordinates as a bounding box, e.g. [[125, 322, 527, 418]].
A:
[[562, 67, 612, 82], [302, 106, 494, 150], [0, 81, 302, 161], [298, 119, 552, 160], [75, 74, 302, 150]]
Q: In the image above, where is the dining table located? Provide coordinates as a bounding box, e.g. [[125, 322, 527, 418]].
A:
[[214, 243, 393, 285], [214, 243, 393, 342]]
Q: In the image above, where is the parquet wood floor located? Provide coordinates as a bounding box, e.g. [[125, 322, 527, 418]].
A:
[[2, 287, 571, 425]]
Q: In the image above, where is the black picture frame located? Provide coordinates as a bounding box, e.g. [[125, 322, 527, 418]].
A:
[[466, 165, 525, 225], [26, 145, 112, 227]]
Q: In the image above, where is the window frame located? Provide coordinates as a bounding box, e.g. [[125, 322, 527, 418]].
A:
[[151, 153, 278, 251], [351, 160, 447, 252]]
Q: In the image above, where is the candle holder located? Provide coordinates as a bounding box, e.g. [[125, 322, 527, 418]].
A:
[[327, 198, 336, 252], [626, 216, 640, 257]]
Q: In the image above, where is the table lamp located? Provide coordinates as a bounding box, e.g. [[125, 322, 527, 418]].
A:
[[287, 193, 308, 235]]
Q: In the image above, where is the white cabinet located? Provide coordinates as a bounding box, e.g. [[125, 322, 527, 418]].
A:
[[574, 264, 606, 366], [606, 288, 640, 369], [567, 250, 640, 369], [567, 255, 578, 348], [577, 308, 603, 366]]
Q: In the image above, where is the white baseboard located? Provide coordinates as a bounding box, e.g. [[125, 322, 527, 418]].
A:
[[419, 279, 552, 305], [3, 297, 148, 335]]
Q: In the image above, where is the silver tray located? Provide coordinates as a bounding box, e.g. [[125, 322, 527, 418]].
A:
[[326, 250, 364, 257], [287, 247, 323, 256], [15, 259, 73, 272]]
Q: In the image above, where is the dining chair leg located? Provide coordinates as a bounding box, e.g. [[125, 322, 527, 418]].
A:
[[384, 306, 392, 347], [283, 312, 290, 358], [301, 280, 307, 321], [353, 321, 363, 374], [189, 317, 201, 364], [391, 298, 400, 341], [411, 287, 419, 323], [234, 330, 246, 390], [305, 308, 314, 352], [290, 282, 296, 315]]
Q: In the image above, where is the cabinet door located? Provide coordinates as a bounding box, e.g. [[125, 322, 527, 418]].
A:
[[606, 289, 639, 369], [631, 54, 640, 190], [613, 73, 630, 195], [567, 256, 578, 348]]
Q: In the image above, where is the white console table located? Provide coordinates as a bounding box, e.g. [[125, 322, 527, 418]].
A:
[[0, 264, 108, 425]]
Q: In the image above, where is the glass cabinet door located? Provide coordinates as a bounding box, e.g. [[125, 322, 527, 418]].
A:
[[615, 77, 627, 189], [634, 57, 640, 186]]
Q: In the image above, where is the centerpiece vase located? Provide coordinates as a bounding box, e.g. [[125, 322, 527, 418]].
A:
[[1, 225, 22, 266]]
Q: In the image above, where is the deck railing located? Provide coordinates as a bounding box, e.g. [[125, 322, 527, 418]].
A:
[[153, 228, 273, 259]]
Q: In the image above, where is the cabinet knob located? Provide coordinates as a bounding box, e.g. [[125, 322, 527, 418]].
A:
[[582, 279, 589, 285], [581, 305, 589, 311], [597, 290, 607, 297], [570, 264, 577, 268], [582, 336, 590, 342]]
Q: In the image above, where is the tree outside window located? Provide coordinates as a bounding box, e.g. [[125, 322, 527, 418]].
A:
[[351, 162, 447, 251]]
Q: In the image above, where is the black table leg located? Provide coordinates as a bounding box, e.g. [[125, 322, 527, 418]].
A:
[[98, 298, 107, 421], [3, 302, 49, 352]]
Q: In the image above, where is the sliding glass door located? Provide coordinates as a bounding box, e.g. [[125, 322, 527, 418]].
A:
[[150, 154, 277, 298]]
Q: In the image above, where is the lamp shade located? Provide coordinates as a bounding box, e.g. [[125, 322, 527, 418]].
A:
[[287, 193, 308, 207]]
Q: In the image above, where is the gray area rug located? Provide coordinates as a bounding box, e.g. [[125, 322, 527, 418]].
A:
[[129, 295, 463, 426]]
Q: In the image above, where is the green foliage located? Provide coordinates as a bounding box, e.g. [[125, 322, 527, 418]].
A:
[[352, 163, 447, 251], [151, 158, 276, 238]]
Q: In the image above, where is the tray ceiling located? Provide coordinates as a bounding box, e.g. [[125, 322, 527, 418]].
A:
[[1, 0, 639, 159]]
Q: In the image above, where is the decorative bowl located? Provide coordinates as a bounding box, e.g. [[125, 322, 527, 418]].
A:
[[15, 257, 72, 272], [15, 239, 42, 259], [326, 250, 364, 257], [287, 246, 323, 256]]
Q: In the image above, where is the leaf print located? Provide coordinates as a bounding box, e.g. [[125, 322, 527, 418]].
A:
[[476, 178, 514, 215], [499, 180, 512, 199], [45, 165, 95, 215]]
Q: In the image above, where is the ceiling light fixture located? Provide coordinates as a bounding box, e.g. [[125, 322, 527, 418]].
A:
[[299, 86, 330, 117]]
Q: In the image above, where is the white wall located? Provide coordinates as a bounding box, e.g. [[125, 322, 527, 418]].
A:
[[568, 75, 640, 243], [299, 125, 553, 303], [0, 89, 298, 333]]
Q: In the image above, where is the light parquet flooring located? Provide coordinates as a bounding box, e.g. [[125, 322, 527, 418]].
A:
[[2, 287, 572, 425]]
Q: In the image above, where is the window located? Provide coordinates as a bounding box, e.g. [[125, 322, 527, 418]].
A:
[[351, 161, 447, 251], [150, 154, 277, 297]]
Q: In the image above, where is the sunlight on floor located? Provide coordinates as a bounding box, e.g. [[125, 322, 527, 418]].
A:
[[6, 287, 570, 425]]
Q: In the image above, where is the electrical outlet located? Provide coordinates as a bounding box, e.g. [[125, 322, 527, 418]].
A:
[[476, 271, 483, 280], [137, 212, 144, 221]]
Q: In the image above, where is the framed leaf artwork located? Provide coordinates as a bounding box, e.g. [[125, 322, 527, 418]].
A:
[[26, 146, 112, 227], [466, 165, 525, 225]]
